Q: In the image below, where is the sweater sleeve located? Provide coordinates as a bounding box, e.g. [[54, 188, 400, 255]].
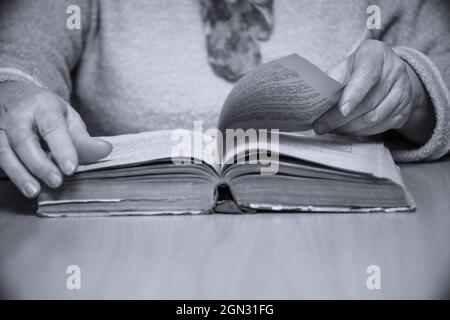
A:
[[0, 0, 93, 101], [373, 0, 450, 162]]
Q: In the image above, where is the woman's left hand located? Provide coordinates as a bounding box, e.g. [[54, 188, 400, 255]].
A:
[[313, 40, 434, 144]]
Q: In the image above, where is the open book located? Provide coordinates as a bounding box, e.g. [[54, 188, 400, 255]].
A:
[[37, 54, 415, 217]]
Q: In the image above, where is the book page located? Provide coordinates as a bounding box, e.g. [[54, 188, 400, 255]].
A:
[[276, 133, 389, 179], [223, 131, 399, 181], [218, 54, 343, 132], [77, 130, 217, 173]]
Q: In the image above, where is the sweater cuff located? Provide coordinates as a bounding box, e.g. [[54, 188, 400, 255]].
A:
[[0, 67, 45, 88], [392, 46, 450, 162]]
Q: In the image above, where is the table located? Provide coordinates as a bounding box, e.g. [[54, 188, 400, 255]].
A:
[[0, 158, 449, 299]]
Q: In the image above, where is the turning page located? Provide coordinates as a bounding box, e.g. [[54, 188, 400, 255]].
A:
[[218, 54, 343, 132]]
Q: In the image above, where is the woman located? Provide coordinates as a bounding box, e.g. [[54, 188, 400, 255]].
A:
[[0, 0, 449, 198]]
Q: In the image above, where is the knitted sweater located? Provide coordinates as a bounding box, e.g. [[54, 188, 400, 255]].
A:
[[0, 0, 449, 162]]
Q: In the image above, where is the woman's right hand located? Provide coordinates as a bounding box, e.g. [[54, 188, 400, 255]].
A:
[[0, 82, 112, 198]]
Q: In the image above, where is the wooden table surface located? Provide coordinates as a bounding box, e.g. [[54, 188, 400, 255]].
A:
[[0, 158, 449, 300]]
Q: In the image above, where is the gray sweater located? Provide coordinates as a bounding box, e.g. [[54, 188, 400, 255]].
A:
[[0, 0, 449, 162]]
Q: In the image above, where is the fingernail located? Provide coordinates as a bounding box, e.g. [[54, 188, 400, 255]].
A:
[[314, 122, 329, 135], [100, 139, 113, 151], [46, 172, 62, 188], [62, 160, 76, 175], [340, 102, 353, 117], [23, 182, 39, 198]]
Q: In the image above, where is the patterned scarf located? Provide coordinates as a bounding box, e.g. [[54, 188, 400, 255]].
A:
[[200, 0, 275, 82]]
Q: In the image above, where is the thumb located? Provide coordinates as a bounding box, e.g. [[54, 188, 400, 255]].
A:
[[327, 54, 354, 85], [66, 106, 112, 164]]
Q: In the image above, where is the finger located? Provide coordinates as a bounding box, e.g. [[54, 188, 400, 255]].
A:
[[314, 86, 383, 134], [7, 124, 63, 189], [333, 86, 407, 135], [337, 113, 407, 137], [66, 106, 112, 164], [0, 130, 41, 198], [338, 43, 384, 116], [35, 102, 78, 176], [313, 105, 349, 135], [326, 54, 353, 85], [314, 70, 392, 135]]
